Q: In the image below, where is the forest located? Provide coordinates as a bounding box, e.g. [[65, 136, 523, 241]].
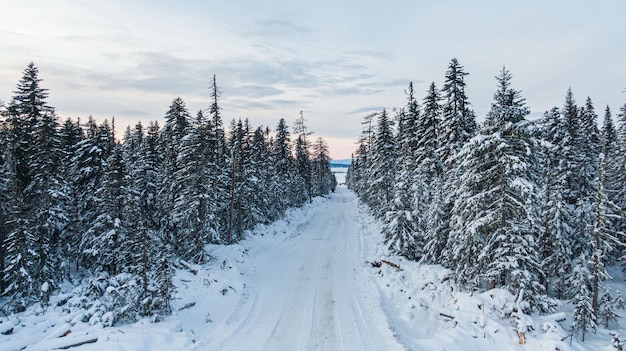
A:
[[347, 58, 626, 340], [0, 63, 336, 322]]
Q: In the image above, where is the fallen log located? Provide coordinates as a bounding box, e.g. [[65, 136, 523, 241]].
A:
[[57, 337, 98, 349], [381, 259, 402, 270]]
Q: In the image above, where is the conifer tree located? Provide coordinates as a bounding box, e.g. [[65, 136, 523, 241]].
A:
[[446, 68, 542, 298], [3, 63, 66, 307], [384, 83, 421, 259], [366, 109, 396, 217], [170, 111, 215, 262], [438, 58, 476, 173], [590, 154, 621, 315], [539, 107, 574, 298], [160, 97, 191, 248], [569, 254, 596, 342], [599, 287, 619, 328]]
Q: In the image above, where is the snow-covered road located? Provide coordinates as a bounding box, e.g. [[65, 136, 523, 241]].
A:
[[198, 187, 404, 351]]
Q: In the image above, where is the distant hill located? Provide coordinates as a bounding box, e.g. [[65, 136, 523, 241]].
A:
[[330, 158, 351, 168]]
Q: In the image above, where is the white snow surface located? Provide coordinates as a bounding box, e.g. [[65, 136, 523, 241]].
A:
[[1, 186, 625, 350]]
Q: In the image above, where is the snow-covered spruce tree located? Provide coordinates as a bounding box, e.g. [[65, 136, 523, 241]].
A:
[[613, 98, 626, 239], [445, 68, 543, 300], [159, 97, 191, 250], [228, 119, 255, 243], [603, 106, 617, 158], [123, 121, 162, 236], [81, 142, 128, 275], [346, 139, 370, 198], [418, 82, 447, 264], [0, 102, 11, 292], [72, 117, 114, 271], [562, 89, 596, 259], [249, 126, 278, 223], [384, 83, 421, 259], [366, 109, 396, 218], [311, 137, 335, 197], [438, 59, 476, 269], [170, 111, 213, 263], [26, 105, 68, 306], [599, 287, 619, 328], [2, 215, 37, 312], [57, 117, 83, 272], [271, 118, 296, 214], [206, 75, 230, 240], [3, 63, 67, 308], [590, 154, 622, 315], [438, 58, 476, 176], [294, 111, 313, 203], [601, 106, 621, 247], [569, 254, 596, 342], [581, 97, 601, 159], [538, 107, 574, 298], [417, 81, 442, 183]]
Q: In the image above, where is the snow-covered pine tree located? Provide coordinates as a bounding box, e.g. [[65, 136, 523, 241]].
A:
[[170, 112, 213, 263], [446, 68, 543, 299], [615, 290, 626, 311], [71, 117, 114, 272], [366, 109, 396, 218], [539, 107, 574, 298], [603, 106, 617, 157], [418, 82, 448, 264], [384, 83, 422, 259], [569, 254, 596, 342], [206, 76, 230, 239], [613, 98, 626, 239], [57, 118, 83, 273], [437, 59, 476, 271], [311, 137, 334, 197], [417, 81, 442, 182], [293, 111, 313, 203], [599, 287, 619, 328], [81, 142, 127, 275], [590, 154, 621, 315], [0, 102, 10, 292], [153, 250, 174, 316], [254, 126, 279, 222], [2, 63, 66, 308], [228, 119, 255, 243], [26, 97, 68, 305], [271, 118, 296, 213], [561, 89, 595, 259], [438, 58, 476, 175], [159, 97, 191, 249]]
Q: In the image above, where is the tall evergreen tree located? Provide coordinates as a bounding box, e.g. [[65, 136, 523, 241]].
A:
[[366, 109, 396, 218], [569, 254, 596, 342], [3, 63, 66, 308], [445, 68, 542, 299], [160, 97, 191, 249], [438, 58, 476, 173], [384, 83, 421, 259]]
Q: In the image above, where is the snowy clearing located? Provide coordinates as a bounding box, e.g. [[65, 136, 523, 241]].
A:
[[2, 186, 625, 350]]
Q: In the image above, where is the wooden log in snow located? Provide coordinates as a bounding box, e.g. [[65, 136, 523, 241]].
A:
[[381, 259, 402, 270], [57, 337, 98, 349]]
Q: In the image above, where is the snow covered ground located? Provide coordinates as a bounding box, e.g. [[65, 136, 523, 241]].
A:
[[2, 186, 625, 350]]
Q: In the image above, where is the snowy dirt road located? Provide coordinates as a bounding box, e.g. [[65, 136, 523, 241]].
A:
[[197, 187, 404, 351]]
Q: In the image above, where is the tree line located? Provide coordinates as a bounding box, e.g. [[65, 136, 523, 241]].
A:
[[346, 58, 626, 341], [0, 63, 336, 322]]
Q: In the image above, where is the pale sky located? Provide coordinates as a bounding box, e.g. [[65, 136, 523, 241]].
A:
[[1, 0, 625, 159]]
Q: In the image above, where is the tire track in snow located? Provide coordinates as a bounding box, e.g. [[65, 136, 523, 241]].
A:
[[198, 187, 405, 351]]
